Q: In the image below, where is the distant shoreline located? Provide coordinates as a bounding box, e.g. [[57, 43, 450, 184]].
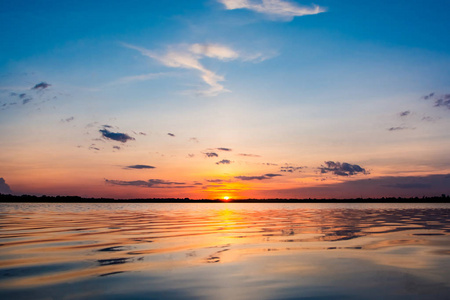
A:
[[1, 194, 449, 203]]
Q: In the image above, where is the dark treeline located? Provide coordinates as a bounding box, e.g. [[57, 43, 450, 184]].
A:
[[1, 193, 449, 203]]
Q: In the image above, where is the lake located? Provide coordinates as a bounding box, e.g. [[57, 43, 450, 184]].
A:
[[1, 203, 449, 299]]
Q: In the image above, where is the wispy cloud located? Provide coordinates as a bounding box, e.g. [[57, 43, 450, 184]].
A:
[[219, 0, 326, 21], [167, 133, 175, 137], [280, 165, 304, 173], [319, 161, 368, 177], [235, 173, 282, 181], [216, 147, 232, 151], [109, 72, 169, 85], [123, 42, 263, 96], [125, 165, 156, 170], [239, 153, 261, 157], [387, 126, 409, 131]]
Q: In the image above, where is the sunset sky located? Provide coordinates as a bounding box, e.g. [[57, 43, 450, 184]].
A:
[[1, 0, 450, 199]]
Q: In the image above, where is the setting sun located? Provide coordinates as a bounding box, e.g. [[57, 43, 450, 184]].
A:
[[223, 196, 230, 201]]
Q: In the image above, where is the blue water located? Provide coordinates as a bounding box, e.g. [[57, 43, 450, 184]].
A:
[[1, 203, 449, 299]]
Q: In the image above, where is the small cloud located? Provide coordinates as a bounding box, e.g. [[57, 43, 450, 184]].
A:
[[32, 82, 51, 90], [219, 0, 326, 21], [187, 154, 195, 158], [319, 161, 368, 177], [422, 116, 435, 122], [189, 137, 199, 143], [399, 110, 410, 117], [280, 166, 304, 173], [139, 132, 147, 136], [206, 179, 225, 183], [239, 153, 260, 157], [204, 152, 219, 158], [263, 162, 278, 166], [100, 128, 135, 143], [434, 94, 450, 110], [216, 147, 232, 151], [168, 133, 175, 137], [235, 173, 282, 181], [388, 126, 408, 131], [22, 97, 33, 105], [423, 93, 450, 110], [125, 165, 156, 170], [0, 178, 12, 194], [216, 159, 232, 165], [61, 116, 75, 123], [113, 146, 121, 150]]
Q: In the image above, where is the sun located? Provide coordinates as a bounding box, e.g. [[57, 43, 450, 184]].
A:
[[223, 196, 230, 201]]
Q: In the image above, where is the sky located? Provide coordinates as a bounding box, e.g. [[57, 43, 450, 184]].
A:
[[1, 0, 450, 199]]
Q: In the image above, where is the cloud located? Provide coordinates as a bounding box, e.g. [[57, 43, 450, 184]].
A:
[[124, 42, 256, 96], [235, 173, 282, 181], [423, 93, 450, 110], [319, 161, 368, 177], [99, 128, 135, 143], [189, 137, 199, 143], [268, 174, 450, 199], [434, 94, 450, 110], [399, 110, 410, 117], [113, 146, 121, 150], [125, 165, 156, 170], [32, 82, 51, 90], [219, 0, 326, 21], [204, 152, 219, 158], [239, 153, 261, 157], [216, 147, 232, 151], [61, 116, 75, 123], [109, 72, 168, 85], [280, 166, 304, 173], [388, 126, 408, 131], [167, 133, 175, 137], [263, 162, 278, 166], [105, 179, 190, 188], [0, 178, 12, 194], [207, 179, 226, 183], [216, 159, 232, 165]]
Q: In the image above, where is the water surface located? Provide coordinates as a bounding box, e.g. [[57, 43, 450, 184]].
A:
[[1, 203, 449, 299]]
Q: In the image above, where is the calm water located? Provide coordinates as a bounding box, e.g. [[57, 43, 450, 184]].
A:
[[0, 203, 449, 300]]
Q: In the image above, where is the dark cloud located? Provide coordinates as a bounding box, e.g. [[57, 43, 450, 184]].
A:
[[100, 129, 135, 143], [434, 94, 450, 110], [113, 146, 121, 150], [238, 153, 261, 157], [399, 110, 410, 117], [216, 159, 232, 165], [266, 174, 450, 199], [265, 173, 282, 178], [168, 133, 175, 137], [105, 179, 189, 188], [319, 161, 367, 176], [204, 152, 219, 158], [423, 92, 450, 110], [102, 124, 113, 128], [125, 165, 156, 170], [280, 166, 304, 173], [194, 182, 203, 186], [0, 178, 12, 194], [216, 147, 232, 151], [263, 163, 278, 166], [32, 82, 51, 90], [235, 173, 282, 181]]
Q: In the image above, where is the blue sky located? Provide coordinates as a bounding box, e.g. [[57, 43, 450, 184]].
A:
[[1, 0, 450, 198]]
